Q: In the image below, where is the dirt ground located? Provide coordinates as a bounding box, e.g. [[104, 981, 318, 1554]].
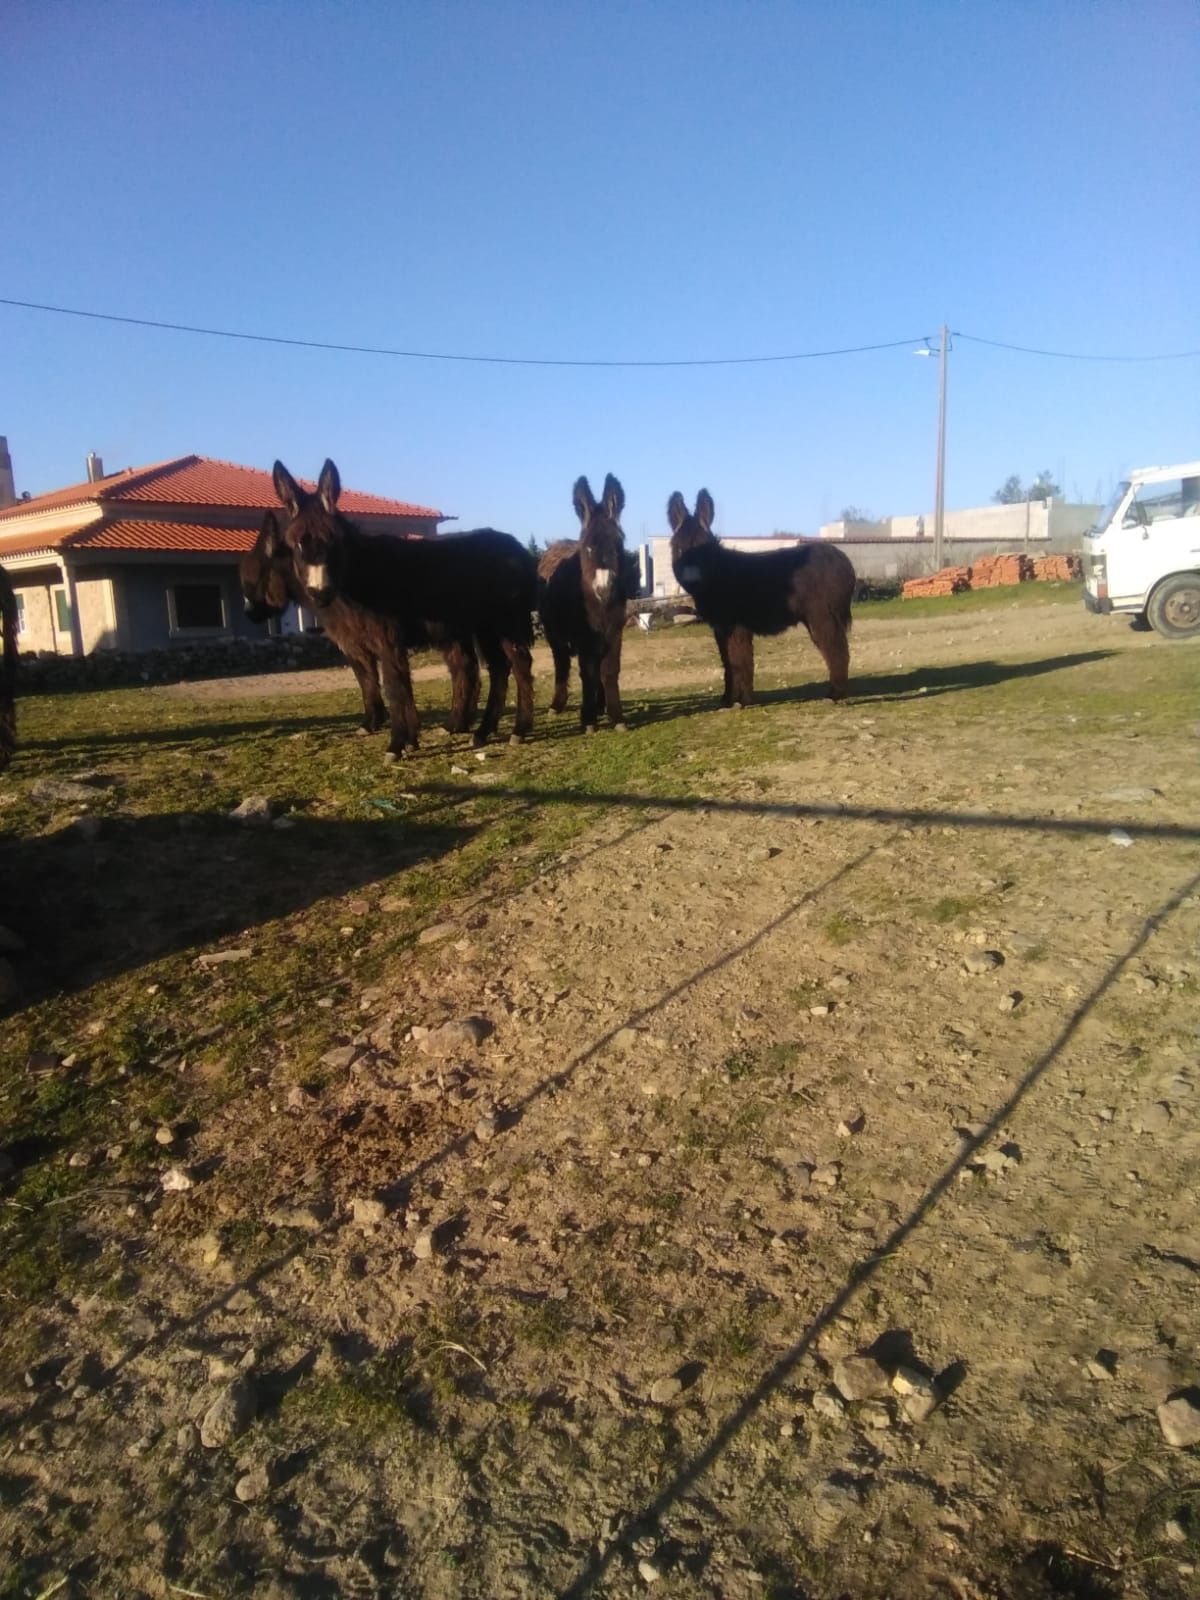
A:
[[2, 593, 1199, 1600]]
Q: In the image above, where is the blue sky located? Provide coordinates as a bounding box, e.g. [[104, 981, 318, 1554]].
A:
[[2, 1, 1198, 541]]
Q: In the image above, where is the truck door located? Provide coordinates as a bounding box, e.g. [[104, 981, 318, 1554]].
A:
[[1109, 475, 1196, 605]]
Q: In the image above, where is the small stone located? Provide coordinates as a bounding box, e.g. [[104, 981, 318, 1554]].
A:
[[68, 1148, 99, 1169], [352, 1196, 387, 1227], [160, 1165, 194, 1192], [892, 1366, 940, 1421], [1164, 1519, 1188, 1545], [1086, 1356, 1116, 1382], [474, 1114, 498, 1143], [1108, 828, 1134, 847], [413, 1228, 436, 1261], [837, 1112, 865, 1137], [229, 795, 274, 824], [812, 1388, 846, 1420], [649, 1376, 683, 1404], [810, 1003, 832, 1018], [860, 1402, 892, 1430], [320, 1045, 360, 1071], [812, 1476, 862, 1524], [1133, 1102, 1172, 1135], [200, 1375, 257, 1448], [833, 1353, 891, 1403], [235, 1464, 273, 1503], [1158, 1393, 1200, 1448], [196, 947, 253, 967], [417, 1015, 492, 1056], [154, 1125, 175, 1147], [286, 1084, 315, 1111], [612, 1027, 641, 1051], [811, 1162, 841, 1188], [176, 1422, 200, 1452], [637, 1558, 663, 1584], [417, 922, 456, 946], [998, 992, 1022, 1013], [962, 950, 1003, 976], [1102, 786, 1160, 804], [268, 1200, 332, 1231]]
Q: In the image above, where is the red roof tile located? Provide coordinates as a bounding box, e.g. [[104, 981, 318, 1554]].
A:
[[0, 520, 258, 557], [0, 455, 444, 522]]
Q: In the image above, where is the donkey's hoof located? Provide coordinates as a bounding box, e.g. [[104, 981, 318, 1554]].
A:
[[509, 733, 525, 746], [611, 721, 628, 733], [583, 724, 599, 736]]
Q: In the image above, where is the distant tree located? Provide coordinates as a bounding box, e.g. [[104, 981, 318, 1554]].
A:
[[526, 535, 546, 561], [1027, 470, 1061, 502], [993, 471, 1062, 505], [839, 505, 874, 523]]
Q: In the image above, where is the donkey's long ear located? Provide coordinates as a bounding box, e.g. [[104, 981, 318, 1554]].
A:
[[260, 509, 284, 556], [273, 461, 302, 517], [318, 460, 341, 513], [572, 476, 596, 527], [695, 489, 715, 532], [601, 474, 625, 522], [667, 491, 688, 533]]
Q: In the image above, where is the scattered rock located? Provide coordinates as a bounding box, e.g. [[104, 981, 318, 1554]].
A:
[[68, 1148, 100, 1169], [973, 1141, 1022, 1176], [833, 1353, 891, 1403], [892, 1367, 940, 1422], [30, 777, 107, 805], [1108, 828, 1134, 848], [649, 1376, 683, 1404], [286, 1084, 316, 1111], [320, 1045, 360, 1071], [810, 1002, 833, 1018], [998, 992, 1022, 1013], [200, 1375, 257, 1448], [196, 947, 253, 967], [1133, 1102, 1172, 1135], [1164, 1519, 1188, 1545], [176, 1422, 200, 1452], [962, 950, 1003, 976], [268, 1200, 333, 1231], [154, 1125, 175, 1147], [837, 1112, 866, 1137], [416, 922, 456, 946], [235, 1464, 274, 1503], [229, 795, 274, 824], [812, 1388, 846, 1421], [637, 1558, 663, 1584], [612, 1027, 642, 1051], [1157, 1392, 1200, 1448], [1102, 787, 1160, 804], [413, 1227, 437, 1261], [860, 1401, 892, 1430], [812, 1476, 863, 1524], [811, 1162, 842, 1189], [417, 1016, 492, 1056], [352, 1196, 387, 1227], [160, 1166, 194, 1192], [1086, 1350, 1118, 1382], [474, 1113, 498, 1143]]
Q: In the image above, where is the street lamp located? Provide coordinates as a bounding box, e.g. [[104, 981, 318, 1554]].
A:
[[914, 326, 951, 572]]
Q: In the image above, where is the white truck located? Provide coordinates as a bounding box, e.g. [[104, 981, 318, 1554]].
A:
[[1082, 460, 1200, 638]]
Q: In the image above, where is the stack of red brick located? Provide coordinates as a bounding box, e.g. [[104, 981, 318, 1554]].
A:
[[902, 549, 1082, 598]]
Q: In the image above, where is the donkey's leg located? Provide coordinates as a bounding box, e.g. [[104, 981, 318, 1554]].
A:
[[548, 637, 572, 714], [379, 647, 421, 758], [712, 626, 736, 707], [444, 640, 478, 733], [503, 635, 535, 742], [805, 608, 851, 701], [349, 653, 387, 733], [578, 642, 601, 732], [599, 625, 625, 729], [473, 631, 511, 746], [728, 626, 756, 705], [462, 643, 481, 729]]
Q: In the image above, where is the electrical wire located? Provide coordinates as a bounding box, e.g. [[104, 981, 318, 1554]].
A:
[[0, 297, 922, 368], [3, 295, 1198, 367]]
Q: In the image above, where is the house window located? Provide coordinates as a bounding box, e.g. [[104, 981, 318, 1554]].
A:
[[52, 587, 72, 633], [13, 593, 25, 636], [168, 582, 227, 635]]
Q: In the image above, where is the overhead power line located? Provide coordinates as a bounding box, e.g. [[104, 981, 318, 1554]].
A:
[[955, 331, 1200, 363], [2, 294, 1198, 367]]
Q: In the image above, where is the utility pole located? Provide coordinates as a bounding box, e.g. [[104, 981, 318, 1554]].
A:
[[933, 323, 949, 572]]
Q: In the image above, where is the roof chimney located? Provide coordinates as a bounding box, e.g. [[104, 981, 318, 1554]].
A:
[[86, 451, 105, 484], [0, 437, 14, 508]]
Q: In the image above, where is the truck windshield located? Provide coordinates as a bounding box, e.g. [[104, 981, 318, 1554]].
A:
[[1089, 481, 1129, 536]]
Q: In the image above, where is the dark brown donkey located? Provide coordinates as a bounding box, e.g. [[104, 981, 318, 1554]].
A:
[[0, 564, 17, 772], [274, 460, 537, 746], [667, 489, 855, 706], [240, 512, 479, 752], [537, 474, 636, 731]]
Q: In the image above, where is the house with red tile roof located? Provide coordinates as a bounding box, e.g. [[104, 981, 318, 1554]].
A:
[[0, 453, 445, 655]]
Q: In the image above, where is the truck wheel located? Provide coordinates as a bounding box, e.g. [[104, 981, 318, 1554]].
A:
[[1128, 612, 1152, 632], [1147, 574, 1200, 640]]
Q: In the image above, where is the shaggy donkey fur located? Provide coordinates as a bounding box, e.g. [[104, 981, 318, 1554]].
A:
[[668, 489, 855, 705], [241, 513, 480, 751], [274, 460, 536, 746], [537, 474, 635, 731], [0, 564, 16, 772]]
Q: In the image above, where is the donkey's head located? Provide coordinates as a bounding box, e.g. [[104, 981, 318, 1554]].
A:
[[273, 459, 346, 606], [240, 511, 294, 622], [573, 474, 626, 599], [667, 489, 716, 558]]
